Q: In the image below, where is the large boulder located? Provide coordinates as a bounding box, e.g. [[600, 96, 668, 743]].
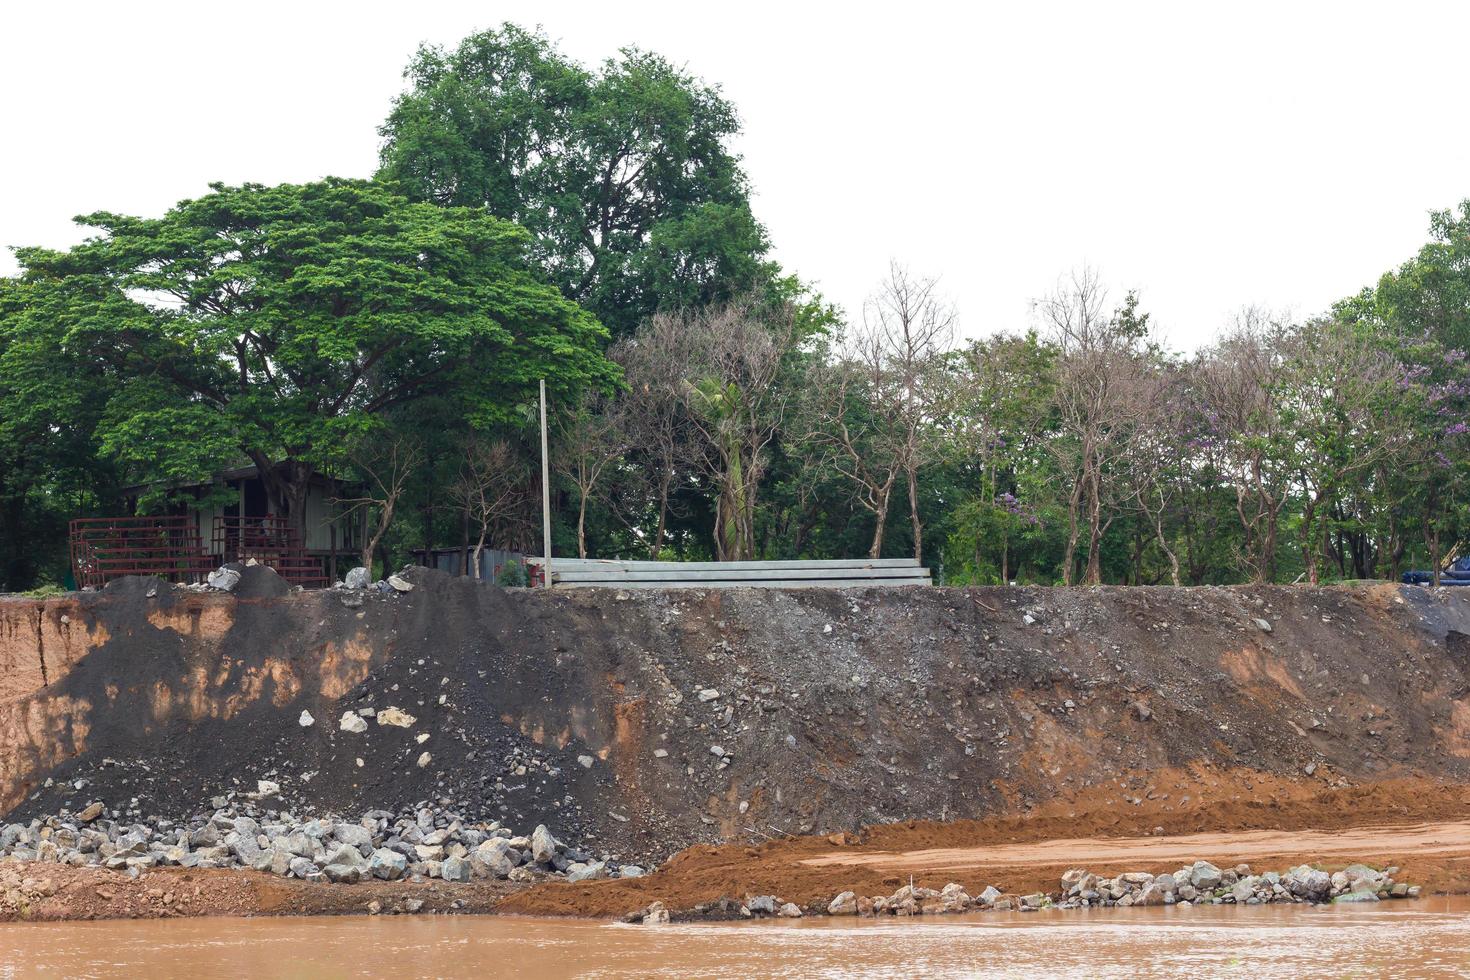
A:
[[331, 824, 374, 853], [1135, 881, 1170, 906], [1283, 865, 1332, 901], [368, 848, 407, 881], [442, 855, 473, 883], [530, 825, 558, 864], [1188, 861, 1222, 890], [323, 863, 362, 883], [828, 891, 858, 915], [324, 843, 368, 871], [565, 860, 606, 883], [1230, 876, 1259, 903], [225, 831, 262, 865], [471, 838, 517, 879]]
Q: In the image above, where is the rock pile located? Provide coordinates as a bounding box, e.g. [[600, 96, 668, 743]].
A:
[[804, 860, 1420, 920], [1050, 861, 1419, 908], [0, 801, 646, 887]]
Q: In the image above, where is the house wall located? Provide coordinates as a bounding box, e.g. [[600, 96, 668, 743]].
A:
[[187, 478, 351, 556]]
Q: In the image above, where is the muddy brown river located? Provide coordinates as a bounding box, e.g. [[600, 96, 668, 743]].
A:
[[2, 900, 1468, 977]]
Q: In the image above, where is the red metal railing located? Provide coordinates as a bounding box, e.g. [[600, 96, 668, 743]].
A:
[[212, 516, 329, 588], [69, 514, 331, 590], [69, 515, 216, 590]]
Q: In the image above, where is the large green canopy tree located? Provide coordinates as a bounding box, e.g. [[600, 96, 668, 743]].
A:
[[11, 177, 617, 530], [377, 23, 774, 337], [0, 277, 120, 588]]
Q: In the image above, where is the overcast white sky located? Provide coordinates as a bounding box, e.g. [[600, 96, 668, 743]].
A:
[[3, 1, 1467, 349]]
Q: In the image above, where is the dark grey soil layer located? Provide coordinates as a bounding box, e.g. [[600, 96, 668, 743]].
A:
[[6, 570, 1470, 865]]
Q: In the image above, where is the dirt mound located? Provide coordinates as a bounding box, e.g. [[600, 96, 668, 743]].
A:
[[3, 573, 1470, 867]]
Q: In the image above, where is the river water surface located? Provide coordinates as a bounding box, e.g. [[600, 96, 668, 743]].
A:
[[2, 899, 1468, 978]]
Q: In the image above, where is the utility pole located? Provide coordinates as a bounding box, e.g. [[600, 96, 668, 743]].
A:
[[539, 379, 552, 587]]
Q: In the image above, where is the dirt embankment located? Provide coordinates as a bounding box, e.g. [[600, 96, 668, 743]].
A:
[[4, 571, 1470, 917], [502, 768, 1470, 918]]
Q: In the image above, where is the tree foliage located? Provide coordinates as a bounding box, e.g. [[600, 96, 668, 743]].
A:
[[8, 178, 616, 532], [378, 23, 773, 337]]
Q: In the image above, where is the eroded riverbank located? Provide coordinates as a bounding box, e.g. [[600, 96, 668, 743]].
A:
[[3, 775, 1467, 922]]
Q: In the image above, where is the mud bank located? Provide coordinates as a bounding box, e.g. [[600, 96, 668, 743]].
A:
[[504, 770, 1470, 919], [4, 772, 1467, 922], [4, 572, 1470, 867]]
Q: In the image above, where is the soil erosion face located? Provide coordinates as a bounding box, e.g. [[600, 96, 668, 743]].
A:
[[2, 571, 1470, 867]]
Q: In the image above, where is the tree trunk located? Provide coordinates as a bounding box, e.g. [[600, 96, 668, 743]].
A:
[[867, 484, 892, 559], [1428, 525, 1443, 588], [1063, 473, 1084, 586], [472, 525, 488, 581], [906, 463, 923, 565], [459, 502, 471, 577], [1153, 512, 1181, 587], [650, 475, 671, 559], [1300, 497, 1320, 586], [1083, 463, 1104, 586], [577, 493, 589, 559]]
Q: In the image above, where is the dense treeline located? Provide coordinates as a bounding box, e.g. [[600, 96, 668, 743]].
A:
[[1, 24, 1467, 590]]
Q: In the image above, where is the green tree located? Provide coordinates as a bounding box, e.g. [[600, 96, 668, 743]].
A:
[[12, 178, 617, 532], [0, 277, 119, 588], [377, 23, 772, 336]]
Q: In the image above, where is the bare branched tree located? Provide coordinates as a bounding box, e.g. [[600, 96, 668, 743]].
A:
[[1040, 269, 1150, 585], [675, 297, 801, 561], [1119, 361, 1186, 585], [334, 434, 423, 571], [553, 391, 630, 559], [1196, 308, 1294, 583], [612, 324, 699, 557], [800, 263, 954, 559], [451, 437, 530, 578]]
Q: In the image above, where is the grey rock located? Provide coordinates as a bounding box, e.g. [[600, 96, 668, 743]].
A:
[[442, 855, 472, 883], [746, 895, 777, 915], [369, 848, 408, 881], [1333, 889, 1380, 904], [344, 567, 371, 589], [226, 831, 262, 865], [565, 860, 606, 883], [324, 844, 367, 870], [188, 824, 220, 848], [530, 825, 558, 864], [1283, 865, 1332, 900], [1188, 861, 1222, 890], [323, 863, 361, 884], [472, 838, 517, 879], [1135, 881, 1168, 906], [332, 824, 374, 852], [207, 567, 241, 591]]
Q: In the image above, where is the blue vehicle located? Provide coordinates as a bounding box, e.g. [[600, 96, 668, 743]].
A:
[[1402, 555, 1470, 586]]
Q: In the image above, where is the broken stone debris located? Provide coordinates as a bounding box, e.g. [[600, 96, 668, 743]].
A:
[[0, 803, 645, 887], [740, 859, 1422, 923]]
